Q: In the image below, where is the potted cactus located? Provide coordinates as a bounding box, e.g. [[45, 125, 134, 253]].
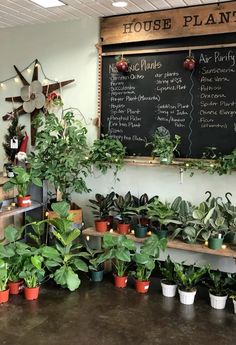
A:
[[159, 255, 178, 297], [101, 234, 136, 288]]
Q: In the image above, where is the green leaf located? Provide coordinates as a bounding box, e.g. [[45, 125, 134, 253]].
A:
[[51, 201, 70, 218], [73, 258, 88, 272], [4, 225, 21, 242], [31, 255, 43, 269]]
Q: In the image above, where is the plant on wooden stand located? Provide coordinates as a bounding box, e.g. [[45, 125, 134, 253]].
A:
[[89, 192, 115, 233], [101, 233, 136, 288], [131, 235, 167, 293], [114, 191, 134, 235], [3, 166, 42, 207]]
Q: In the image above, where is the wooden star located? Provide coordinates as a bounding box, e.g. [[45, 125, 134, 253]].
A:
[[2, 59, 74, 144]]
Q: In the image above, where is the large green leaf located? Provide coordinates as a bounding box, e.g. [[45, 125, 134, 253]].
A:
[[31, 255, 43, 269], [73, 258, 88, 272], [54, 266, 81, 291], [51, 201, 70, 218], [115, 248, 131, 262], [4, 225, 21, 243]]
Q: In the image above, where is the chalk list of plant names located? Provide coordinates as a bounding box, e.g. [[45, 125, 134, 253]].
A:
[[101, 48, 236, 158]]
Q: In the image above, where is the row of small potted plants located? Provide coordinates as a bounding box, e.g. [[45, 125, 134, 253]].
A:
[[87, 233, 236, 312], [90, 191, 236, 250]]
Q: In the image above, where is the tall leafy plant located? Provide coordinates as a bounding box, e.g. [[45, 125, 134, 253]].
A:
[[30, 111, 91, 202]]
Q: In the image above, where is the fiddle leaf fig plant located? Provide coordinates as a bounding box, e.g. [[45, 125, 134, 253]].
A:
[[29, 111, 91, 202]]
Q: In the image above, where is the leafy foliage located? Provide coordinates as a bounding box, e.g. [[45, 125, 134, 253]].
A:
[[0, 259, 9, 291], [147, 131, 180, 163], [29, 111, 91, 202], [174, 262, 208, 292], [114, 191, 134, 223], [159, 255, 177, 284], [204, 269, 232, 296], [147, 197, 180, 230], [2, 116, 25, 163], [89, 192, 115, 219], [3, 166, 42, 197]]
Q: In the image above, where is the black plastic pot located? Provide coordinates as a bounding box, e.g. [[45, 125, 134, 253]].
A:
[[90, 270, 104, 282], [134, 225, 148, 238]]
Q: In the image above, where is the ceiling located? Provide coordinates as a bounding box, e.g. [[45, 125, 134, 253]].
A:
[[0, 0, 232, 29]]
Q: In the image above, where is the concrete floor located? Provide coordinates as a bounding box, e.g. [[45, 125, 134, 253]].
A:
[[0, 276, 235, 345]]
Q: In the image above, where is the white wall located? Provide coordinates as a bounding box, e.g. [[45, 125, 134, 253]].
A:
[[0, 19, 235, 272]]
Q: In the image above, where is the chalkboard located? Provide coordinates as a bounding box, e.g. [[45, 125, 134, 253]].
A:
[[101, 46, 236, 158]]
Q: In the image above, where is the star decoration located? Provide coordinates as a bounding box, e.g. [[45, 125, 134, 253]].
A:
[[3, 59, 74, 144]]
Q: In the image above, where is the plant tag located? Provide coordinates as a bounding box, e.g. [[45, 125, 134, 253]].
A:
[[10, 137, 18, 149], [22, 200, 31, 205]]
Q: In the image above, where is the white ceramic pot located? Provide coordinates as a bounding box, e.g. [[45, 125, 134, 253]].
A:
[[233, 299, 236, 314], [178, 288, 197, 305], [161, 280, 177, 297], [209, 292, 227, 310]]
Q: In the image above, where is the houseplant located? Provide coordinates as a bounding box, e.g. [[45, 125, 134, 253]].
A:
[[42, 201, 88, 291], [204, 269, 231, 309], [147, 197, 179, 239], [228, 273, 236, 314], [131, 235, 167, 293], [147, 130, 181, 164], [174, 262, 208, 305], [0, 259, 9, 303], [19, 253, 45, 300], [29, 111, 91, 206], [101, 233, 136, 288], [3, 166, 42, 207], [85, 246, 106, 282], [114, 192, 134, 234], [89, 192, 115, 233], [89, 134, 126, 179], [159, 255, 178, 297]]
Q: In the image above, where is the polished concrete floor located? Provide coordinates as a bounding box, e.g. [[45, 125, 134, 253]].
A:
[[0, 276, 235, 345]]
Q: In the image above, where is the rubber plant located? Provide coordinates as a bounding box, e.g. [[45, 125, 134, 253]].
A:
[[90, 134, 126, 179], [101, 233, 136, 288], [114, 191, 134, 234], [29, 111, 91, 203], [41, 201, 88, 291], [89, 192, 115, 232]]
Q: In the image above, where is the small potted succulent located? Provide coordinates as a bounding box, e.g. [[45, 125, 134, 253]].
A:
[[101, 233, 136, 288], [174, 262, 208, 305], [0, 259, 9, 304], [114, 192, 134, 235], [3, 166, 42, 207], [147, 130, 181, 164], [89, 192, 115, 232], [131, 235, 167, 293], [204, 269, 230, 310], [159, 255, 178, 297]]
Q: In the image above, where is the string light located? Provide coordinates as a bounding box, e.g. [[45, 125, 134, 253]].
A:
[[0, 58, 60, 90], [86, 236, 90, 241]]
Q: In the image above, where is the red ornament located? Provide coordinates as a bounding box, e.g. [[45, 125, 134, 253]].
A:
[[116, 59, 129, 73], [183, 56, 197, 71]]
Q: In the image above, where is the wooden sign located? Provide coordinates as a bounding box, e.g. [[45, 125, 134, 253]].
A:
[[100, 1, 236, 45]]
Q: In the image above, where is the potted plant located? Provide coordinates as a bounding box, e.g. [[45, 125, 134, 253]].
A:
[[159, 255, 178, 297], [174, 262, 208, 305], [89, 192, 115, 233], [29, 111, 91, 216], [3, 166, 42, 207], [147, 197, 180, 239], [0, 259, 9, 303], [42, 201, 88, 291], [0, 225, 25, 294], [19, 253, 45, 301], [101, 233, 136, 288], [85, 246, 106, 282], [132, 193, 150, 226], [147, 130, 181, 164], [204, 270, 231, 310], [127, 205, 149, 238], [89, 134, 126, 179], [114, 192, 134, 234], [131, 235, 167, 293]]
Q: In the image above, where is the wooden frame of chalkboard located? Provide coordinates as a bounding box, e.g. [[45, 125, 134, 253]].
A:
[[100, 42, 236, 160]]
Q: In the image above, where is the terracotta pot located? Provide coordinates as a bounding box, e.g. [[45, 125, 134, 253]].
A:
[[135, 280, 150, 293], [117, 223, 130, 235], [17, 195, 31, 208], [8, 280, 24, 295], [95, 220, 108, 233], [0, 289, 9, 304], [24, 286, 40, 301], [114, 275, 128, 288]]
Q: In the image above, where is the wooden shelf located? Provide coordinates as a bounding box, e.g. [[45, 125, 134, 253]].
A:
[[82, 228, 236, 259], [0, 201, 44, 219]]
